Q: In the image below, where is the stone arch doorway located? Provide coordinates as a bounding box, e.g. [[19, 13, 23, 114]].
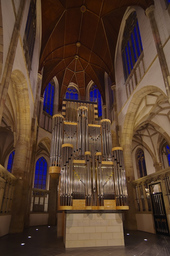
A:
[[121, 85, 168, 230]]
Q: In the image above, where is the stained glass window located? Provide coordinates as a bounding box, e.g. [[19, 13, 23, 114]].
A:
[[136, 148, 147, 178], [65, 87, 78, 100], [7, 151, 15, 173], [43, 82, 55, 116], [122, 12, 143, 80], [89, 84, 102, 117], [34, 157, 47, 189]]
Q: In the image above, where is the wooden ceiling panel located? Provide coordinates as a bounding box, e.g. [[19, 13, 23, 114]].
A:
[[85, 0, 104, 16], [80, 11, 99, 50], [76, 72, 85, 88], [63, 44, 77, 59], [41, 0, 65, 50], [63, 69, 74, 85], [75, 59, 84, 72], [65, 0, 83, 9], [67, 59, 76, 71], [78, 45, 91, 62], [65, 8, 82, 45]]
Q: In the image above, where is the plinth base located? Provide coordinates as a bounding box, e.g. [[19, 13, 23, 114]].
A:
[[64, 212, 124, 248]]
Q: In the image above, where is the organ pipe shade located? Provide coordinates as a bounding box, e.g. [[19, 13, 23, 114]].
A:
[[100, 119, 112, 160], [112, 147, 128, 206], [77, 106, 89, 156], [49, 114, 64, 176]]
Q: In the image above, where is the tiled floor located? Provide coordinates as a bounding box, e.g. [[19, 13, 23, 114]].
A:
[[0, 226, 170, 256]]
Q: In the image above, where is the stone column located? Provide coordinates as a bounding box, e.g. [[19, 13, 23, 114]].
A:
[[146, 5, 170, 99], [9, 135, 30, 233], [123, 143, 137, 230], [0, 0, 26, 123]]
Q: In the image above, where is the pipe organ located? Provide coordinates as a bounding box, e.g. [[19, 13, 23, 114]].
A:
[[49, 100, 129, 211]]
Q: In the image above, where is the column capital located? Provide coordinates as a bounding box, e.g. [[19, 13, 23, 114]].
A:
[[145, 4, 155, 17]]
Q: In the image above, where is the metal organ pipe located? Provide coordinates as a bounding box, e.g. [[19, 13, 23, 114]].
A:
[[96, 152, 103, 206], [49, 114, 64, 177], [100, 119, 112, 161], [77, 106, 89, 157], [61, 143, 73, 206], [112, 147, 128, 206], [85, 151, 91, 206]]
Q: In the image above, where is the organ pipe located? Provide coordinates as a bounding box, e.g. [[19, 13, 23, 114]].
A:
[[100, 119, 112, 161], [77, 106, 89, 157], [112, 147, 128, 206], [49, 114, 64, 177]]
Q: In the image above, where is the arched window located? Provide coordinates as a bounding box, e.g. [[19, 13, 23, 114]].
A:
[[160, 142, 170, 169], [122, 11, 143, 81], [89, 84, 102, 117], [23, 0, 36, 71], [65, 87, 78, 100], [34, 157, 47, 189], [7, 151, 15, 173], [43, 82, 55, 116], [136, 148, 147, 178]]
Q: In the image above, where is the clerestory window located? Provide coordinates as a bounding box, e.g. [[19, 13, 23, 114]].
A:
[[43, 82, 55, 116], [89, 84, 102, 117], [122, 11, 143, 81]]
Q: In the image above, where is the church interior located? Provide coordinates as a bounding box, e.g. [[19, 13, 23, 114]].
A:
[[0, 0, 170, 252]]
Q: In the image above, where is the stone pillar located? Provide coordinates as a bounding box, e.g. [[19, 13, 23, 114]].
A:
[[146, 5, 170, 99], [123, 143, 137, 230], [48, 174, 59, 225], [9, 135, 29, 233], [0, 0, 26, 123]]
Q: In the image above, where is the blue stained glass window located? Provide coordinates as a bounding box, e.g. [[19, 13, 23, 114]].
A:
[[65, 87, 78, 100], [89, 85, 102, 117], [122, 12, 143, 81], [131, 33, 137, 62], [128, 41, 133, 70], [7, 151, 15, 173], [166, 145, 170, 166], [43, 82, 54, 116], [34, 157, 47, 189]]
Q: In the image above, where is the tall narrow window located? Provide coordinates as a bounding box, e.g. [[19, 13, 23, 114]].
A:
[[23, 0, 36, 71], [65, 87, 78, 100], [122, 12, 143, 80], [160, 142, 170, 169], [43, 82, 55, 116], [7, 151, 15, 173], [34, 157, 47, 189], [136, 148, 147, 178], [89, 84, 102, 117]]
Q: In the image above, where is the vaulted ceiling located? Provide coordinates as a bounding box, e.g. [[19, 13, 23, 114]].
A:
[[39, 0, 154, 105]]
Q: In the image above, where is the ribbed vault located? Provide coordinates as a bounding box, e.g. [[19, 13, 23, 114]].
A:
[[40, 0, 154, 106]]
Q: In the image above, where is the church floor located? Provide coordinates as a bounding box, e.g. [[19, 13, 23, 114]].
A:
[[0, 226, 170, 256]]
